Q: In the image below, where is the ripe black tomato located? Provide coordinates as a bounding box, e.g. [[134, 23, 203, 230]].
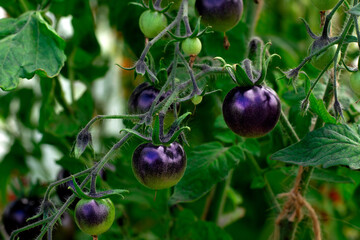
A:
[[2, 198, 42, 239], [74, 198, 115, 236], [128, 82, 161, 114], [132, 142, 187, 190], [195, 0, 243, 33], [222, 85, 281, 138]]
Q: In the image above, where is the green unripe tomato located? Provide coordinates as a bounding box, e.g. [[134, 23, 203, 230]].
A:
[[139, 10, 168, 38], [182, 38, 202, 56], [74, 198, 115, 236], [310, 0, 338, 10], [191, 95, 203, 105], [350, 71, 360, 95], [311, 44, 340, 70]]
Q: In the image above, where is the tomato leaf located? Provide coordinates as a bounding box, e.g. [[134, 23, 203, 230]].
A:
[[304, 78, 336, 124], [169, 142, 244, 204], [0, 11, 66, 91], [171, 209, 232, 240], [271, 124, 360, 169]]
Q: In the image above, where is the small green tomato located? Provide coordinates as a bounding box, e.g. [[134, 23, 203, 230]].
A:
[[350, 71, 360, 95], [182, 38, 202, 56], [191, 95, 203, 105], [311, 44, 340, 70], [139, 10, 168, 38]]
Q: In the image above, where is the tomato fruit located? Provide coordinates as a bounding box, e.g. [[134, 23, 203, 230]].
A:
[[222, 85, 281, 138], [350, 71, 360, 95], [310, 43, 340, 70], [74, 198, 115, 236], [2, 198, 42, 239], [132, 142, 187, 190], [195, 0, 243, 33], [310, 0, 338, 10], [139, 10, 168, 38], [182, 38, 202, 56], [191, 95, 203, 105], [128, 82, 162, 114]]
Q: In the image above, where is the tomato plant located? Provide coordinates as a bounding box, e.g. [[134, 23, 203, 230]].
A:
[[2, 0, 360, 240]]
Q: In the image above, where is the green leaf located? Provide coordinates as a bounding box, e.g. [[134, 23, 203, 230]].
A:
[[250, 176, 266, 189], [171, 209, 232, 240], [271, 124, 360, 169], [305, 78, 336, 124], [0, 11, 66, 91], [349, 3, 360, 16], [169, 142, 244, 204]]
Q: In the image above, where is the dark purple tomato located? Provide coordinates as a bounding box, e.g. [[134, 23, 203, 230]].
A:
[[195, 0, 243, 33], [128, 82, 161, 114], [56, 169, 79, 207], [74, 198, 115, 236], [132, 142, 187, 190], [2, 198, 42, 239], [222, 86, 281, 138]]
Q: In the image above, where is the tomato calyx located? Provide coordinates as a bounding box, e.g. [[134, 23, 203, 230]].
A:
[[215, 41, 279, 87], [68, 175, 128, 200], [130, 0, 173, 13]]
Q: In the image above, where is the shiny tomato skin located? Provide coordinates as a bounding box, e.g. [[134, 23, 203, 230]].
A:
[[74, 198, 115, 236], [222, 85, 281, 138], [132, 142, 186, 190], [195, 0, 243, 32]]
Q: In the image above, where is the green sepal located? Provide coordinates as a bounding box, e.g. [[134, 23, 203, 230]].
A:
[[128, 2, 146, 8], [148, 0, 155, 11], [115, 63, 136, 71], [163, 112, 192, 143], [159, 2, 174, 13], [152, 114, 162, 145], [254, 42, 280, 85], [167, 30, 188, 41], [234, 64, 254, 86], [190, 17, 202, 37], [68, 175, 129, 200], [341, 59, 358, 72], [119, 128, 151, 141], [165, 126, 191, 144]]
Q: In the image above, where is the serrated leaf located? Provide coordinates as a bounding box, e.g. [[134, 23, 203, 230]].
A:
[[272, 124, 360, 169], [0, 11, 66, 91], [169, 142, 244, 204]]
